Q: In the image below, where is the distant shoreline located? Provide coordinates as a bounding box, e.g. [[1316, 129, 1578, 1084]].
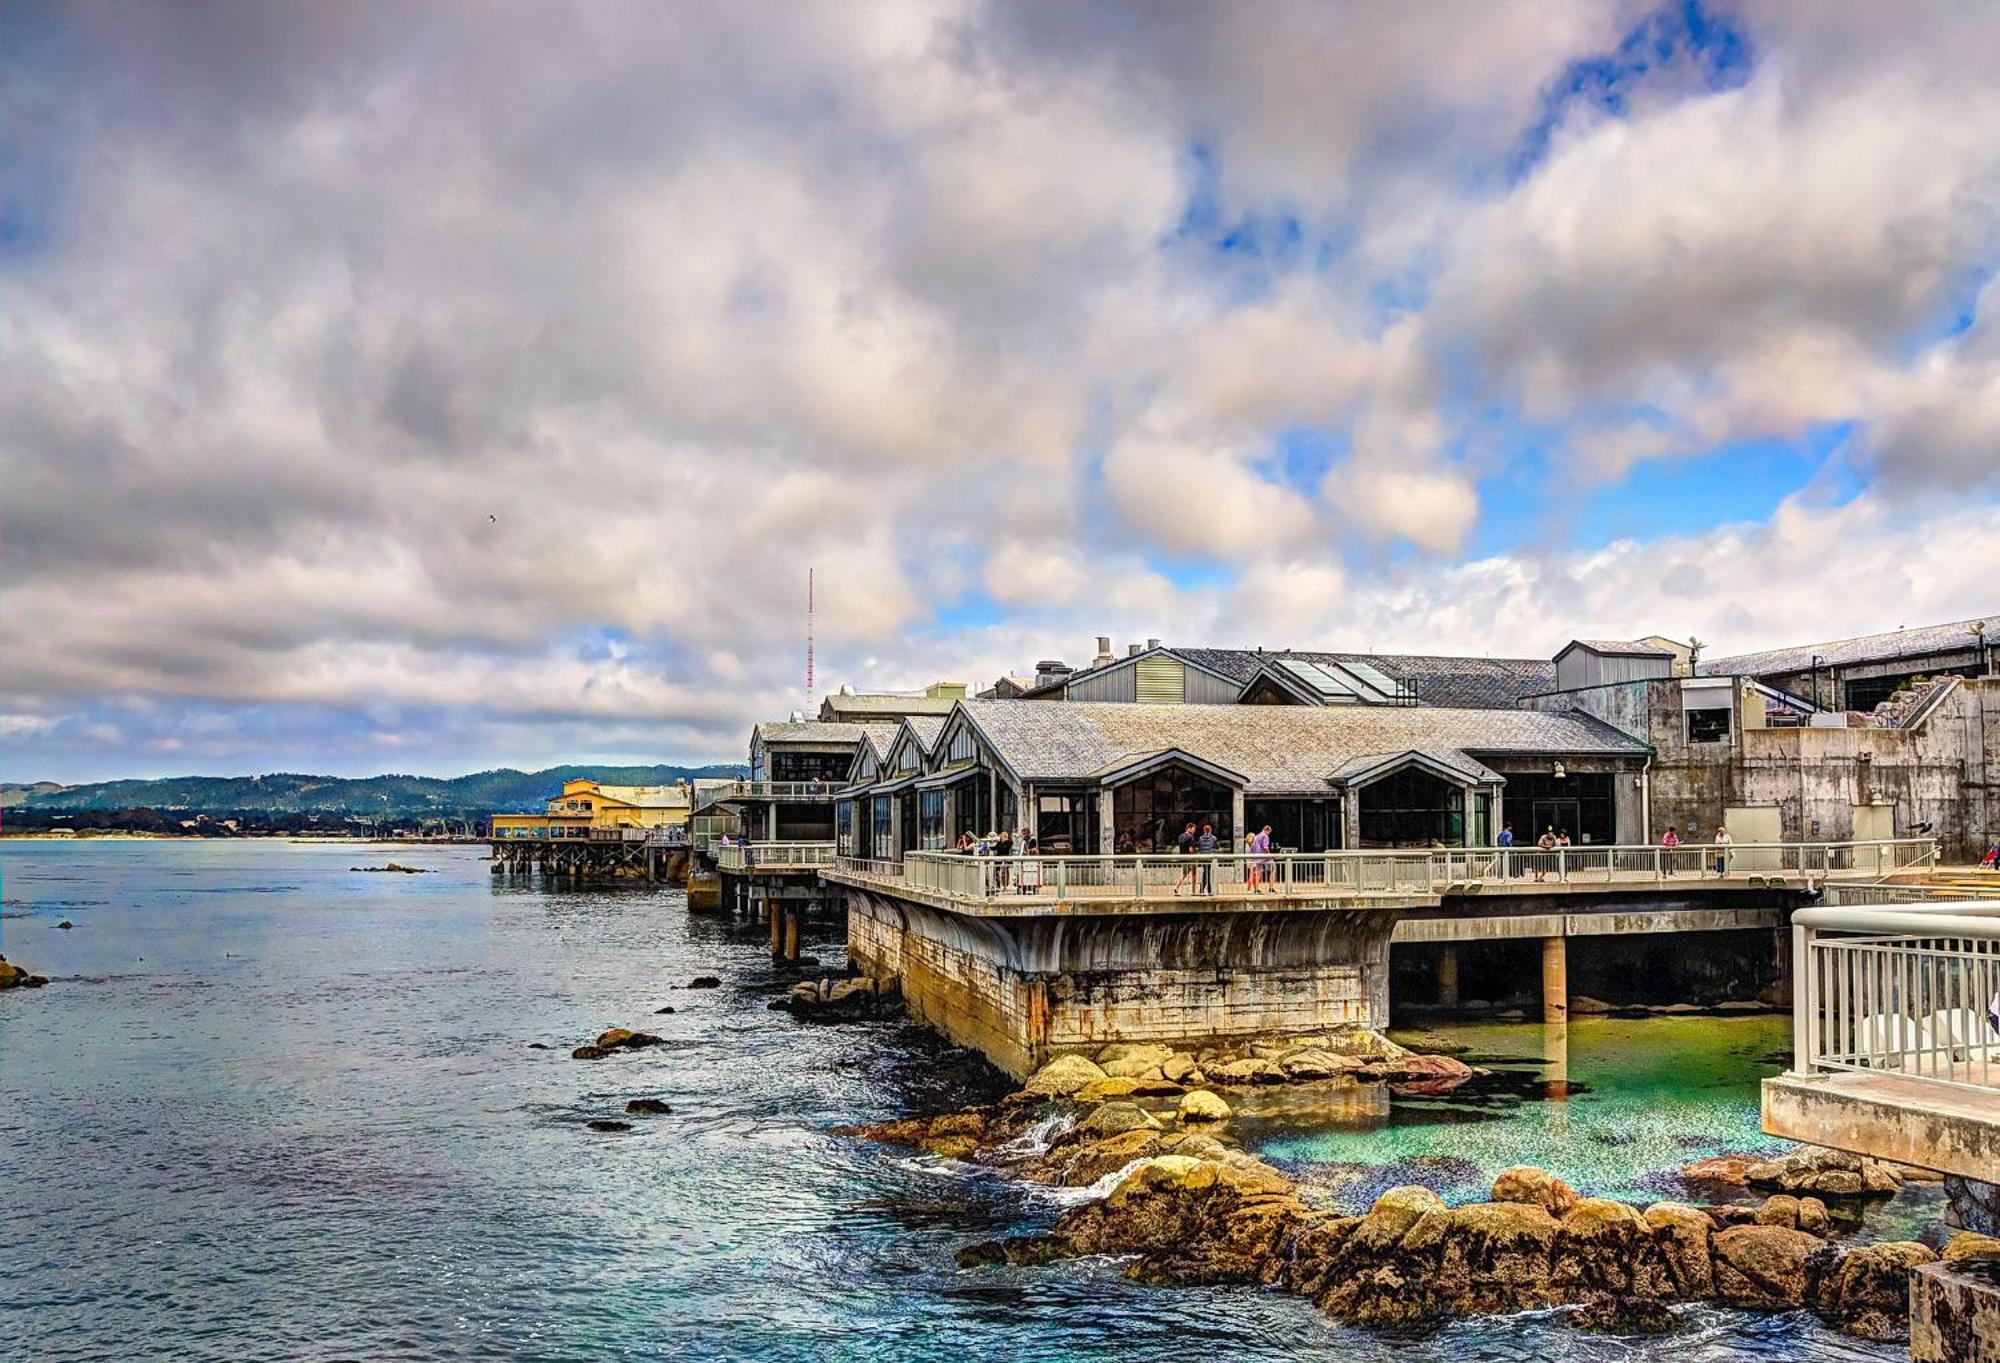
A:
[[0, 832, 484, 843]]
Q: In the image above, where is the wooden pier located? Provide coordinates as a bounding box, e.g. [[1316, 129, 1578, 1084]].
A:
[[489, 831, 690, 883]]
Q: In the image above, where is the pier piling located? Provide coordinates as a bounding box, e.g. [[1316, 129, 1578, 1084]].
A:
[[1540, 934, 1568, 1025]]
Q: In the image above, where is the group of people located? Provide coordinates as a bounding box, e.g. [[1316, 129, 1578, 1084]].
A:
[[953, 828, 1038, 857], [1492, 822, 1736, 880]]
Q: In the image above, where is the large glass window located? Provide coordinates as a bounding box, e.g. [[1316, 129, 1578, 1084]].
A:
[[1357, 768, 1466, 848], [1245, 798, 1340, 852], [950, 778, 992, 843], [870, 795, 892, 860], [835, 800, 854, 857], [1502, 771, 1615, 845], [919, 790, 947, 849], [1035, 790, 1099, 854], [771, 751, 851, 783], [1112, 766, 1233, 852]]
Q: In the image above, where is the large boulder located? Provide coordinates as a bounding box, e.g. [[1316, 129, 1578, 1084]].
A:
[[1074, 1102, 1162, 1140], [1279, 1048, 1363, 1081], [1431, 1201, 1563, 1315], [1159, 1052, 1204, 1084], [591, 1028, 665, 1052], [1022, 1054, 1107, 1098], [1943, 1231, 2000, 1263], [1811, 1241, 1936, 1341], [1753, 1194, 1831, 1235], [1711, 1224, 1822, 1309], [1566, 1292, 1678, 1334], [1212, 1058, 1286, 1086], [1099, 1057, 1170, 1081], [1095, 1042, 1174, 1066], [1177, 1089, 1232, 1124], [1743, 1146, 1901, 1197], [0, 956, 47, 990], [1552, 1198, 1650, 1295], [1378, 1053, 1476, 1085], [1642, 1202, 1716, 1299], [1492, 1166, 1580, 1217]]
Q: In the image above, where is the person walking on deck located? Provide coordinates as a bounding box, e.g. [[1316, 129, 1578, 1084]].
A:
[[1173, 822, 1198, 895]]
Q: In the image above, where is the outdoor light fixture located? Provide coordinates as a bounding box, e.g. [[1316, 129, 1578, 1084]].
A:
[[1552, 761, 1567, 779]]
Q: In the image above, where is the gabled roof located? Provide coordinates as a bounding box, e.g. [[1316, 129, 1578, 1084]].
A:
[[1176, 647, 1557, 709], [1699, 615, 2000, 678], [954, 699, 1643, 795], [1557, 639, 1676, 659], [903, 715, 949, 754], [1326, 749, 1502, 789], [751, 720, 874, 747]]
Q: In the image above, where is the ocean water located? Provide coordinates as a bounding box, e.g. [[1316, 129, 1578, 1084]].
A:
[[0, 840, 1909, 1361]]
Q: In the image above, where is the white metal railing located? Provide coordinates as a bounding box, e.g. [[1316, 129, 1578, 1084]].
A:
[[827, 838, 1935, 901], [1821, 881, 2000, 906], [1792, 901, 2000, 1094], [713, 840, 836, 871], [694, 780, 845, 809]]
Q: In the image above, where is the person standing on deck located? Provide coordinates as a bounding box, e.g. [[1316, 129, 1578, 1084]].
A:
[[1254, 824, 1275, 892], [1660, 825, 1681, 876], [1497, 822, 1515, 879], [1713, 826, 1732, 876], [1197, 822, 1219, 895], [994, 827, 1012, 889], [1173, 822, 1198, 895], [1534, 827, 1556, 882], [1243, 830, 1262, 892]]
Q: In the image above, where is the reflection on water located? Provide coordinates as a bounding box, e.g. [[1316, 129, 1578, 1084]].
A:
[[0, 841, 1908, 1362]]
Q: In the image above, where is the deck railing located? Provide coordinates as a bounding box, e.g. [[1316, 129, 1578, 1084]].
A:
[[829, 837, 1936, 902], [1821, 881, 2000, 907], [1791, 901, 2000, 1094], [714, 840, 836, 871], [693, 781, 845, 809]]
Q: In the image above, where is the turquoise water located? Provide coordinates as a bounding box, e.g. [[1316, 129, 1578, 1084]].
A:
[[0, 840, 1907, 1361]]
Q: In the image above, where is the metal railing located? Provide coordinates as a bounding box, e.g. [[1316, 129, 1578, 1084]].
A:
[[827, 837, 1935, 901], [714, 840, 836, 871], [1821, 881, 2000, 906], [693, 780, 845, 809], [1792, 900, 2000, 1094]]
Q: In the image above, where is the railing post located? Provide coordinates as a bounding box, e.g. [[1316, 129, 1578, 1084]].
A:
[[1557, 847, 1567, 883], [1790, 919, 1814, 1076], [1055, 859, 1067, 898], [1652, 848, 1661, 881], [1133, 858, 1145, 898]]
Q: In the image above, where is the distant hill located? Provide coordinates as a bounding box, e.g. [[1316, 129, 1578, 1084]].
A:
[[0, 764, 746, 820]]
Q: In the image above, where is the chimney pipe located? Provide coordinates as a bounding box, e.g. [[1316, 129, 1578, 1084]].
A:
[[1092, 635, 1113, 669], [1127, 643, 1141, 657], [1146, 638, 1161, 651]]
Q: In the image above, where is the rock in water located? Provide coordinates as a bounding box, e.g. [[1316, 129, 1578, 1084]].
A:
[[1177, 1090, 1231, 1123], [1492, 1165, 1580, 1217], [1021, 1054, 1107, 1098], [56, 920, 73, 930], [526, 1042, 550, 1050], [1812, 1241, 1937, 1342], [586, 1119, 633, 1133], [1074, 1102, 1161, 1139], [0, 955, 49, 991], [625, 1098, 672, 1115], [573, 1029, 665, 1059], [1711, 1224, 1821, 1309], [686, 976, 721, 989], [653, 1005, 676, 1015]]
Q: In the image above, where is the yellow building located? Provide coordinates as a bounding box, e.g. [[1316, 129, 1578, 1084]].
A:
[[490, 779, 693, 839]]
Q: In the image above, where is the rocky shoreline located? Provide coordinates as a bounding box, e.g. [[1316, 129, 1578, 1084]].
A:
[[845, 1033, 1996, 1344]]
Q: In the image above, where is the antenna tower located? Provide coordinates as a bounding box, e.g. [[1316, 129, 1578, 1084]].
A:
[[805, 567, 815, 703]]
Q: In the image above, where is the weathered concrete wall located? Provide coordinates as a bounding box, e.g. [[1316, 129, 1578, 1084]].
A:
[[846, 887, 1397, 1078], [1910, 1260, 2000, 1363], [1763, 1072, 2000, 1182], [1528, 676, 2000, 859]]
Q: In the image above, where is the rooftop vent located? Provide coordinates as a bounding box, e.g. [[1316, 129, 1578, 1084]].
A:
[[1092, 636, 1114, 669], [1127, 643, 1142, 657], [1034, 660, 1073, 688], [1146, 637, 1161, 650]]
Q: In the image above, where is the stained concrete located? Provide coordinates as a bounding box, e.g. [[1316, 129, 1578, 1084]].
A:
[[1763, 1071, 2000, 1183]]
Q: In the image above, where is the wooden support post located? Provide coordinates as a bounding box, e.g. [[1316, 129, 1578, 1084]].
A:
[[1438, 944, 1461, 1009], [767, 893, 780, 955], [783, 908, 800, 963], [1541, 935, 1568, 1025], [646, 846, 656, 883]]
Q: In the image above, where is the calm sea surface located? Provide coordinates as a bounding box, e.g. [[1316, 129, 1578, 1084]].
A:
[[0, 840, 1918, 1361]]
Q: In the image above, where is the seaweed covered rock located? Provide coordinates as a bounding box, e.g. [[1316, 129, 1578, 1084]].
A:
[[1491, 1165, 1579, 1218], [1810, 1241, 1936, 1342]]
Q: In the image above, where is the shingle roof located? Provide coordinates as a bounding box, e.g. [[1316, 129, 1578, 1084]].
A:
[[903, 715, 948, 754], [820, 693, 960, 719], [752, 720, 874, 747], [1700, 615, 1999, 678], [1563, 639, 1675, 657], [1174, 647, 1557, 708], [958, 699, 1644, 794], [858, 724, 900, 761]]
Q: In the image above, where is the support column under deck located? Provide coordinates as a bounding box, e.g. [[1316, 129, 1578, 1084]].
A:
[[1541, 934, 1568, 1025]]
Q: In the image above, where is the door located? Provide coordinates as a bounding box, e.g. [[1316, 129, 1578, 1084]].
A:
[[1852, 804, 1895, 872], [1724, 806, 1783, 871], [1529, 799, 1580, 842]]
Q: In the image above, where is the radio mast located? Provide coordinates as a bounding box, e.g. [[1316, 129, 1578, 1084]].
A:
[[805, 567, 815, 705]]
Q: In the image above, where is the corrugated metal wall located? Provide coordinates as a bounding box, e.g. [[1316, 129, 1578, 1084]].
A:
[[1136, 656, 1186, 704]]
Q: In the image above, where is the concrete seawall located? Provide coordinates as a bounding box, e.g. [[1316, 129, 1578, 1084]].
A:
[[845, 887, 1396, 1078]]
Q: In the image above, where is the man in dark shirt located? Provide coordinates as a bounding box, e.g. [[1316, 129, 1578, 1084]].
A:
[[1173, 822, 1198, 895]]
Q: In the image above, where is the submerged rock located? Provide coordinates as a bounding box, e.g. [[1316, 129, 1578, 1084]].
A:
[[1492, 1165, 1579, 1217], [55, 920, 73, 930], [586, 1119, 633, 1133], [1074, 1102, 1161, 1140], [653, 1005, 676, 1015], [624, 1098, 673, 1115], [350, 863, 429, 873], [776, 975, 903, 1022], [685, 976, 721, 989], [1743, 1145, 1902, 1196], [526, 1042, 550, 1050]]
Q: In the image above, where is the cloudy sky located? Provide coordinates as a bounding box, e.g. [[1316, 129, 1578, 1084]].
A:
[[5, 1, 2000, 781]]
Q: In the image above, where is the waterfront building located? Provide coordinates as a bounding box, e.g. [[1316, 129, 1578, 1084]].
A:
[[1697, 613, 1999, 713], [489, 778, 693, 840], [835, 699, 1649, 859], [817, 679, 967, 724]]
